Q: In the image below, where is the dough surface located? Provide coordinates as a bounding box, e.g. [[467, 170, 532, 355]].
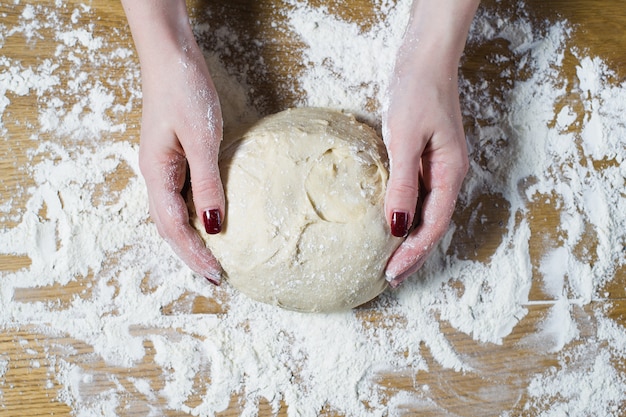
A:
[[193, 107, 402, 312]]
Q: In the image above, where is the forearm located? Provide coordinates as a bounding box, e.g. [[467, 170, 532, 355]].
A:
[[400, 0, 480, 73], [121, 0, 197, 68]]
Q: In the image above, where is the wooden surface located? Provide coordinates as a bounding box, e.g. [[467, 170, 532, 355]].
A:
[[1, 0, 625, 416]]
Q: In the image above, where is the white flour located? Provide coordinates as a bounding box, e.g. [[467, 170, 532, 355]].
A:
[[1, 1, 625, 416]]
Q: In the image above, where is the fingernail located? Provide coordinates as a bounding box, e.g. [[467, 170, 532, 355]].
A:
[[204, 274, 221, 286], [391, 211, 409, 237], [203, 209, 221, 234], [388, 278, 401, 289]]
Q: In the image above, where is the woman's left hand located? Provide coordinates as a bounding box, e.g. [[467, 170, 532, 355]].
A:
[[383, 0, 479, 286]]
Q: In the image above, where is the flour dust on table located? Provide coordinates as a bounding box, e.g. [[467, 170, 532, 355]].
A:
[[0, 1, 625, 417]]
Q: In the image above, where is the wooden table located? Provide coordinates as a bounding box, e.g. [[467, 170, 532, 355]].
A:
[[1, 1, 625, 416]]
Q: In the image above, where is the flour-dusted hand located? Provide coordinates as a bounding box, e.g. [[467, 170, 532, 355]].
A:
[[383, 0, 480, 287], [122, 0, 224, 283]]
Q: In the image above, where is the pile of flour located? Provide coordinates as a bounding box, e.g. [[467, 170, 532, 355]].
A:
[[1, 1, 625, 416]]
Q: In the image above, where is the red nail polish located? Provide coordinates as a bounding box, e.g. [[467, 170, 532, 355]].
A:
[[391, 211, 409, 237], [203, 209, 221, 234], [205, 275, 221, 286]]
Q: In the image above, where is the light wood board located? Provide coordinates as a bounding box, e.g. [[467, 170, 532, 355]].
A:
[[1, 0, 625, 416]]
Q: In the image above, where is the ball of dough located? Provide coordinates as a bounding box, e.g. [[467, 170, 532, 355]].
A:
[[193, 107, 402, 312]]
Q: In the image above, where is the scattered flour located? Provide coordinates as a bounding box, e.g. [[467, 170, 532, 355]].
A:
[[0, 1, 625, 417]]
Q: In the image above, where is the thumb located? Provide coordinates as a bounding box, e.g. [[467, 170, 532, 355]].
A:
[[185, 111, 226, 236], [189, 155, 225, 236], [384, 128, 426, 238]]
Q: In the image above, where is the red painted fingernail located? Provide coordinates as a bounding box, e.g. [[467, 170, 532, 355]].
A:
[[203, 209, 221, 234], [205, 275, 221, 286], [391, 211, 409, 237]]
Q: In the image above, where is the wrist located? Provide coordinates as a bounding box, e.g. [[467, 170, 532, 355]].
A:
[[122, 0, 198, 67], [399, 0, 479, 71]]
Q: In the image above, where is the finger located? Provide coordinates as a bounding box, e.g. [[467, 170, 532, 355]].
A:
[[182, 97, 226, 236], [383, 123, 428, 239], [385, 188, 453, 287], [152, 190, 223, 284], [161, 199, 222, 284], [385, 159, 467, 286], [188, 146, 225, 237], [141, 150, 222, 283]]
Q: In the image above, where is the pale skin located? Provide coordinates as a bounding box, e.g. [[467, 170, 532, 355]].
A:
[[121, 0, 479, 287]]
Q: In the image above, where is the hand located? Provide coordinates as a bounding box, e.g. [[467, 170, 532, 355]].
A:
[[139, 44, 224, 283], [383, 55, 468, 287], [382, 0, 478, 287], [123, 0, 224, 283]]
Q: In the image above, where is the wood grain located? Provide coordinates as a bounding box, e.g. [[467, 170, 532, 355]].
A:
[[1, 0, 625, 416]]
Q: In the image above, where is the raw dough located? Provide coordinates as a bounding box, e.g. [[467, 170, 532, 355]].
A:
[[192, 107, 402, 312]]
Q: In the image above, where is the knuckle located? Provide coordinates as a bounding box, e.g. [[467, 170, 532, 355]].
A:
[[388, 179, 419, 198], [191, 176, 223, 202]]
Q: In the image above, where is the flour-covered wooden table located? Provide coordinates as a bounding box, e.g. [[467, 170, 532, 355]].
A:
[[1, 1, 625, 416]]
